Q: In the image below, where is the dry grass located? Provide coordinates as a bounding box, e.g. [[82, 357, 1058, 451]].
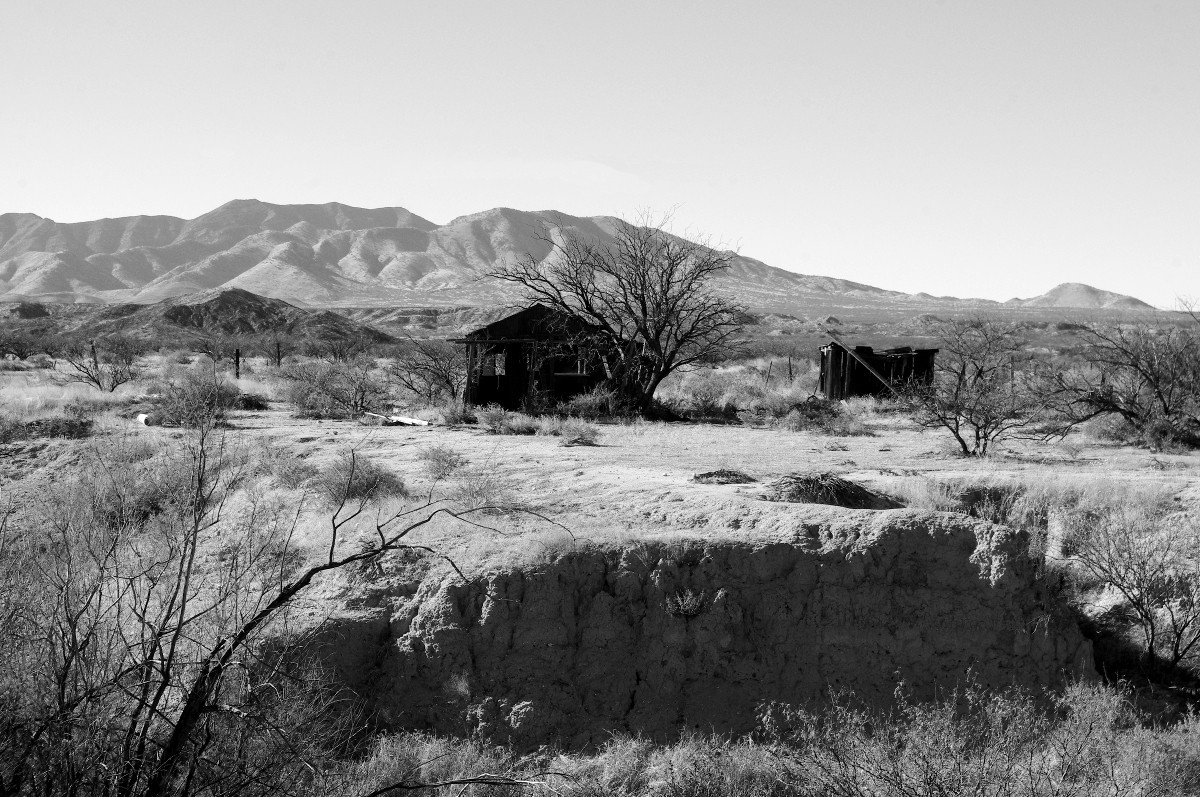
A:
[[764, 472, 902, 509], [416, 445, 469, 481], [321, 681, 1200, 797], [314, 452, 407, 508], [0, 370, 142, 420]]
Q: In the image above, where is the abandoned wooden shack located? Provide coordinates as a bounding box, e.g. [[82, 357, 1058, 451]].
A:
[[452, 304, 607, 409], [818, 341, 938, 400]]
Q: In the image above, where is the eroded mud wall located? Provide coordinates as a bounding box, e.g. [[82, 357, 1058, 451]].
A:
[[348, 509, 1091, 749]]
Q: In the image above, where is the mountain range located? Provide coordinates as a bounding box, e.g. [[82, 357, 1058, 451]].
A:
[[0, 199, 1155, 314]]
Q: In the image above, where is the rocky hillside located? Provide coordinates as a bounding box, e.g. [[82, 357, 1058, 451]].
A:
[[325, 506, 1091, 749], [0, 287, 394, 343], [0, 200, 1153, 314]]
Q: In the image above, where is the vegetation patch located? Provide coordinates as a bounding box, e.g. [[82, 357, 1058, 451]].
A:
[[692, 469, 757, 484], [764, 472, 902, 509], [315, 452, 407, 507]]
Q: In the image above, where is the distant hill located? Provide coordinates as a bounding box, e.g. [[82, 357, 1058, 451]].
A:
[[0, 287, 394, 344], [1004, 282, 1155, 311], [0, 199, 1155, 314]]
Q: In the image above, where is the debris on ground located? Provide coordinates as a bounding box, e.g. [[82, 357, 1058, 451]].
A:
[[692, 469, 757, 485], [763, 471, 902, 509]]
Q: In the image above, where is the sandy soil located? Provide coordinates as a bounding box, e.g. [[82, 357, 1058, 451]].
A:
[[4, 402, 1196, 565], [225, 405, 1200, 536]]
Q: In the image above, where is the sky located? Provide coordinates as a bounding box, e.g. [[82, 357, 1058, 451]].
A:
[[1, 1, 1197, 308]]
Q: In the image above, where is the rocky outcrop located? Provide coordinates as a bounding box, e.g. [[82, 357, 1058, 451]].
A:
[[348, 508, 1091, 750]]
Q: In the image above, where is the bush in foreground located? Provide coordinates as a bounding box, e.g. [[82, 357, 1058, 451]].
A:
[[327, 681, 1200, 797]]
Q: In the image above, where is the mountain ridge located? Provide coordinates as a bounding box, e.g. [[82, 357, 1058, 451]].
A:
[[0, 199, 1156, 313]]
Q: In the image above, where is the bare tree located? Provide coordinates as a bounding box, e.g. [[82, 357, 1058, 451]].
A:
[[303, 332, 377, 364], [1072, 508, 1200, 672], [0, 422, 508, 797], [385, 338, 466, 405], [280, 356, 391, 418], [904, 318, 1063, 456], [189, 332, 244, 365], [1051, 317, 1200, 448], [489, 214, 745, 411], [248, 331, 294, 368], [0, 328, 43, 360], [58, 335, 146, 392]]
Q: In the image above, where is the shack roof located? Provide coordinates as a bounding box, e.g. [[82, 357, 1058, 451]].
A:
[[819, 341, 939, 356], [453, 304, 592, 344]]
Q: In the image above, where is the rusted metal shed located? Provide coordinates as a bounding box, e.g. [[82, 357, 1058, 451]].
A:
[[818, 340, 938, 400], [451, 305, 607, 409]]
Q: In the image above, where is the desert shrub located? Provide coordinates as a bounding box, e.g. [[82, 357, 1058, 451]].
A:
[[500, 412, 538, 435], [70, 443, 197, 531], [559, 418, 601, 446], [665, 588, 707, 618], [558, 384, 620, 419], [384, 338, 467, 405], [821, 411, 873, 436], [763, 472, 901, 509], [326, 732, 523, 797], [904, 318, 1065, 456], [23, 415, 93, 439], [252, 446, 320, 489], [535, 415, 565, 436], [756, 680, 1193, 796], [479, 406, 537, 435], [281, 358, 390, 419], [532, 416, 601, 445], [449, 466, 517, 512], [882, 476, 973, 513], [1070, 504, 1200, 672], [440, 401, 477, 425], [272, 458, 320, 490], [680, 369, 740, 418], [315, 452, 407, 507], [1053, 319, 1200, 448], [416, 445, 468, 481], [0, 414, 25, 444], [152, 366, 243, 427], [772, 397, 872, 435], [234, 392, 270, 411]]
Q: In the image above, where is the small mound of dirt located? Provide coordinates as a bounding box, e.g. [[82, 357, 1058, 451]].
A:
[[763, 472, 902, 509], [693, 469, 757, 485]]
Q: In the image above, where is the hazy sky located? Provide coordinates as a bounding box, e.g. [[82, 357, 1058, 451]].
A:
[[2, 1, 1197, 307]]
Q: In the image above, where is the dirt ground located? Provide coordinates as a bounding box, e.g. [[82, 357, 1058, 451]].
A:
[[225, 404, 1200, 537], [4, 397, 1198, 565]]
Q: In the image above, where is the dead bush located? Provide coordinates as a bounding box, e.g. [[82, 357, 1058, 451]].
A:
[[764, 472, 901, 509], [23, 415, 93, 439], [692, 470, 756, 485], [315, 452, 407, 507], [252, 446, 320, 490], [665, 588, 707, 617], [557, 384, 621, 419], [234, 392, 270, 411], [152, 365, 243, 427], [281, 358, 390, 419], [479, 406, 537, 435], [772, 397, 873, 436], [440, 401, 477, 425], [416, 445, 469, 481], [534, 417, 601, 445], [0, 414, 26, 444], [558, 418, 601, 446], [449, 466, 518, 513]]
